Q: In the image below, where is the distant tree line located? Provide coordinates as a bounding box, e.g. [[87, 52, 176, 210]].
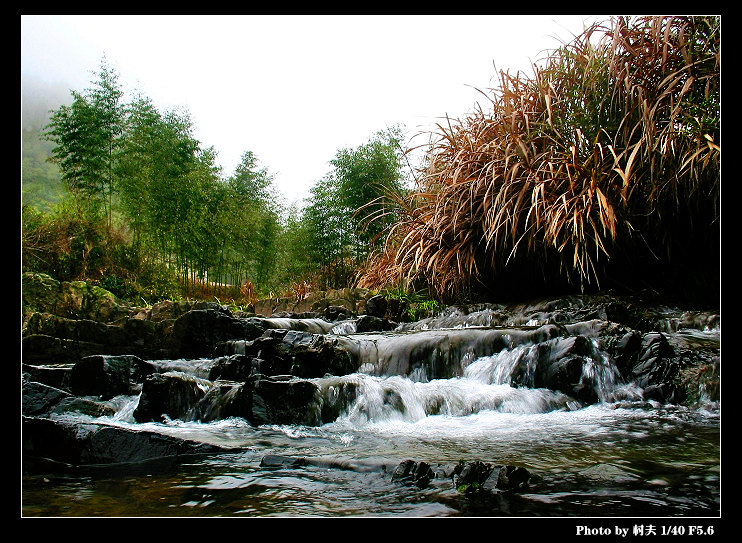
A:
[[22, 57, 410, 303]]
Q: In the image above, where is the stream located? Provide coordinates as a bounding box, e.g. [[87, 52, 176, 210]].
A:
[[21, 303, 721, 519]]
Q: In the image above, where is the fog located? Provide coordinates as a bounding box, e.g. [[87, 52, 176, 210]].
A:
[[21, 15, 600, 204]]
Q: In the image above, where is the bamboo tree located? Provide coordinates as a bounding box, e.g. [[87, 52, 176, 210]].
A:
[[43, 57, 124, 229]]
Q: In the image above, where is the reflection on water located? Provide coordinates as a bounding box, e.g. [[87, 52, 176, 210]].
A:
[[22, 392, 719, 517]]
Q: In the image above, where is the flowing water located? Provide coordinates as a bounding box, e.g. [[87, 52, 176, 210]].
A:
[[21, 312, 721, 519]]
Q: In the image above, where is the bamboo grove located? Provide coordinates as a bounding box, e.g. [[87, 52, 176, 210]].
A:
[[21, 57, 409, 304], [357, 16, 720, 304]]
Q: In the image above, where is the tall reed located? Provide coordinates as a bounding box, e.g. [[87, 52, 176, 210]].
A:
[[358, 16, 720, 302]]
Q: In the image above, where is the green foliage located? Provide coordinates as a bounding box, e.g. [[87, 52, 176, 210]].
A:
[[301, 126, 410, 290], [330, 124, 409, 250], [22, 126, 65, 212], [129, 259, 183, 304], [42, 57, 125, 227], [27, 56, 294, 302], [378, 282, 442, 321], [220, 151, 284, 293], [22, 55, 417, 305], [23, 197, 115, 283]]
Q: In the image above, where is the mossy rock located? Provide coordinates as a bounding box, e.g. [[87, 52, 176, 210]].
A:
[[22, 272, 132, 324], [22, 273, 62, 319]]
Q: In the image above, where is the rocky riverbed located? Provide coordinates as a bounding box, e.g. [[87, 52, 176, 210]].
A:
[[21, 272, 720, 517]]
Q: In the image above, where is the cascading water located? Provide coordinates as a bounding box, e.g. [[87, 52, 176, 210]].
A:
[[22, 301, 720, 519]]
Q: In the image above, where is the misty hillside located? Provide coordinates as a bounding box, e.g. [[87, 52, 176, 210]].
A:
[[21, 76, 72, 210]]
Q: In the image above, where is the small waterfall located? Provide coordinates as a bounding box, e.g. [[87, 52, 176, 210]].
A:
[[264, 317, 335, 334], [462, 344, 539, 386], [316, 346, 583, 426], [148, 358, 216, 379], [396, 306, 503, 331], [316, 334, 645, 426], [579, 339, 628, 403], [330, 320, 357, 335]]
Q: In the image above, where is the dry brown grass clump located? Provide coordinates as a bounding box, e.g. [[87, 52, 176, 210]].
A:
[[358, 16, 720, 301]]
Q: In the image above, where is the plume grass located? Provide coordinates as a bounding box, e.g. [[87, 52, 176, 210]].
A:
[[357, 16, 720, 302]]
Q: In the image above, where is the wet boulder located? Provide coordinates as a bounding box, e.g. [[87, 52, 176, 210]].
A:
[[133, 371, 213, 423], [22, 416, 237, 469], [208, 354, 255, 382], [453, 460, 497, 493], [260, 454, 308, 468], [248, 374, 322, 426], [507, 335, 603, 403], [22, 378, 117, 418], [288, 334, 356, 378], [365, 295, 388, 318], [181, 374, 325, 426], [610, 330, 644, 376], [495, 465, 532, 491], [625, 333, 681, 402], [355, 315, 397, 333], [213, 329, 357, 380], [324, 305, 354, 322], [168, 309, 267, 358], [316, 378, 361, 423], [22, 333, 105, 364], [22, 380, 73, 416], [70, 355, 156, 399], [22, 363, 74, 390], [193, 380, 249, 422]]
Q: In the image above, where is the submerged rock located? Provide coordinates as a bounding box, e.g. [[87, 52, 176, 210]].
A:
[[453, 460, 533, 493], [392, 459, 436, 488], [22, 416, 237, 469], [389, 459, 534, 494], [260, 454, 307, 468]]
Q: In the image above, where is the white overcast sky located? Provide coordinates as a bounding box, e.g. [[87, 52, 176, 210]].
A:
[[21, 14, 602, 206]]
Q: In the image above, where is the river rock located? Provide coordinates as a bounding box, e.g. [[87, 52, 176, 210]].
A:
[[453, 460, 533, 493], [495, 465, 532, 491], [134, 371, 203, 422], [132, 371, 327, 427], [324, 305, 354, 322], [22, 332, 106, 364], [208, 354, 255, 382], [22, 416, 237, 469], [22, 312, 172, 362], [168, 308, 267, 358], [213, 328, 356, 379], [70, 355, 155, 399], [454, 460, 496, 492], [392, 459, 436, 488], [260, 454, 308, 468], [22, 363, 74, 390], [248, 374, 322, 426], [22, 380, 73, 416], [366, 295, 388, 318], [355, 315, 397, 333]]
